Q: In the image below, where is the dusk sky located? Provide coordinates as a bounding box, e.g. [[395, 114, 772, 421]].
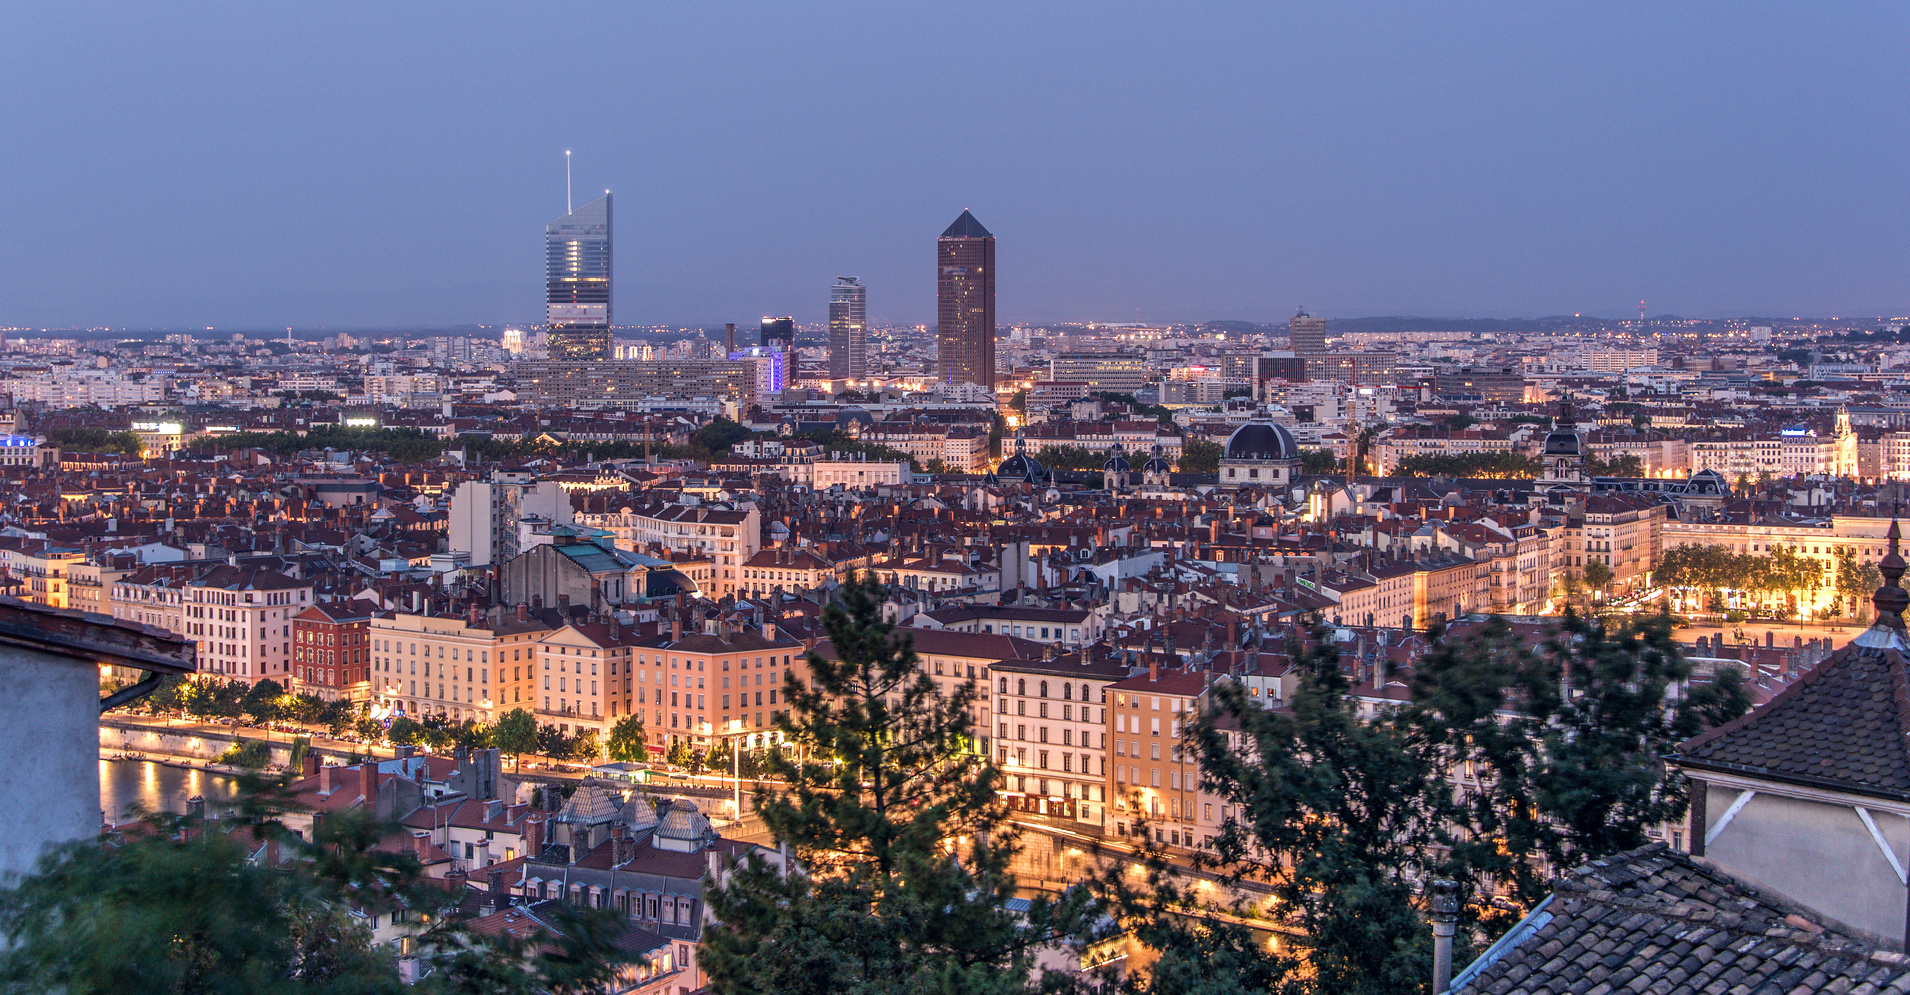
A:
[[3, 4, 1906, 331]]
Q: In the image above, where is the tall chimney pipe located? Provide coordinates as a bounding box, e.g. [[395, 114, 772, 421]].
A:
[[1431, 879, 1458, 994]]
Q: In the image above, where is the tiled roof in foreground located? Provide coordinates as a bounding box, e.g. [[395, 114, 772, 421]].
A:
[[1453, 843, 1910, 995], [1679, 515, 1910, 801]]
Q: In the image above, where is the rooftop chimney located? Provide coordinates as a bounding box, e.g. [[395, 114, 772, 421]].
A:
[[1431, 879, 1459, 994], [526, 811, 547, 857]]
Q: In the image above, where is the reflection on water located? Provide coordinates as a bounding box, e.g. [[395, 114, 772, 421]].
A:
[[99, 759, 238, 823]]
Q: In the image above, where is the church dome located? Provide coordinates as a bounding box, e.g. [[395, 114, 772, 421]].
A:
[[1225, 415, 1299, 461], [1543, 426, 1583, 457], [995, 431, 1048, 484], [1543, 396, 1583, 457], [1142, 443, 1173, 474], [1102, 443, 1131, 474], [1689, 468, 1727, 494]]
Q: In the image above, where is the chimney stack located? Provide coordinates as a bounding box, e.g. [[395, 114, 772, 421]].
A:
[[1431, 880, 1459, 994], [361, 763, 377, 809], [319, 764, 333, 795], [410, 830, 432, 863], [517, 602, 529, 622], [526, 811, 547, 857]]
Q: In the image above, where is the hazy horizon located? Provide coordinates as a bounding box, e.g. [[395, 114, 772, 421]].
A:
[[4, 4, 1906, 330]]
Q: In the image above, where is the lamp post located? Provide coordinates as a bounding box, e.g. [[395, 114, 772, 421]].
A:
[[724, 719, 743, 827]]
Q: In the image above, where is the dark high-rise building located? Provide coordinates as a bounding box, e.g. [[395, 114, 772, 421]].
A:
[[760, 317, 795, 350], [936, 210, 995, 388], [828, 276, 867, 379], [1289, 307, 1326, 354], [545, 193, 612, 360], [1433, 365, 1526, 404]]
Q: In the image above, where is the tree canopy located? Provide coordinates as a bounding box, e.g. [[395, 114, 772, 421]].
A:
[[702, 575, 1098, 994], [1177, 438, 1223, 474], [0, 773, 635, 994], [1115, 613, 1749, 995], [1655, 542, 1829, 614], [1393, 451, 1540, 478], [606, 714, 648, 764]]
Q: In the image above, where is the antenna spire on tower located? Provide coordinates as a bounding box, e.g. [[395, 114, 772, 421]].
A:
[[565, 150, 572, 214]]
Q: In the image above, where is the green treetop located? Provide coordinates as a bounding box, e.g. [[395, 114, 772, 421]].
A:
[[701, 575, 1099, 994]]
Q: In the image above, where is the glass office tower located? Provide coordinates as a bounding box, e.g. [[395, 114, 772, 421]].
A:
[[759, 316, 795, 350], [828, 277, 866, 379], [546, 193, 612, 361]]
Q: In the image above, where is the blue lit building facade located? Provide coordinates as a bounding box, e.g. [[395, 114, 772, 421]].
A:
[[546, 193, 612, 361]]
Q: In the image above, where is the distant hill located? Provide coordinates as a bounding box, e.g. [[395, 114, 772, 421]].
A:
[[1321, 316, 1563, 334], [1199, 320, 1278, 335]]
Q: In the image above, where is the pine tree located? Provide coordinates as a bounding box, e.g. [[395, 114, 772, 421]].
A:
[[701, 575, 1099, 995]]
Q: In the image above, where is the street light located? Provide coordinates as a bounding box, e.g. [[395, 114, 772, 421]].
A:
[[721, 719, 743, 826]]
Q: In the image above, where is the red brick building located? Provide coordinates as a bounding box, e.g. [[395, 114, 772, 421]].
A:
[[293, 600, 375, 703]]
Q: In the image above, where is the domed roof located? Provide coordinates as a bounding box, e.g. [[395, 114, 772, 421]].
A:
[[621, 795, 660, 833], [1544, 396, 1583, 457], [1102, 443, 1130, 474], [1142, 443, 1172, 474], [836, 406, 874, 429], [1225, 413, 1299, 461], [994, 431, 1048, 485], [1543, 426, 1583, 457], [555, 784, 620, 826], [654, 799, 714, 851], [1689, 468, 1728, 494]]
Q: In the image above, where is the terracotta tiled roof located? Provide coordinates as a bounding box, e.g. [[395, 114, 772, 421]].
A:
[[1453, 843, 1910, 994]]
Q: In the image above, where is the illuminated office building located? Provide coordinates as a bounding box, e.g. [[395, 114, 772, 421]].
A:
[[545, 193, 612, 360], [937, 210, 995, 388], [828, 277, 867, 379], [760, 317, 794, 350], [1289, 307, 1326, 354]]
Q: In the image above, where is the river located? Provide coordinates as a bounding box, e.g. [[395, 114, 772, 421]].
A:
[[99, 759, 238, 823]]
